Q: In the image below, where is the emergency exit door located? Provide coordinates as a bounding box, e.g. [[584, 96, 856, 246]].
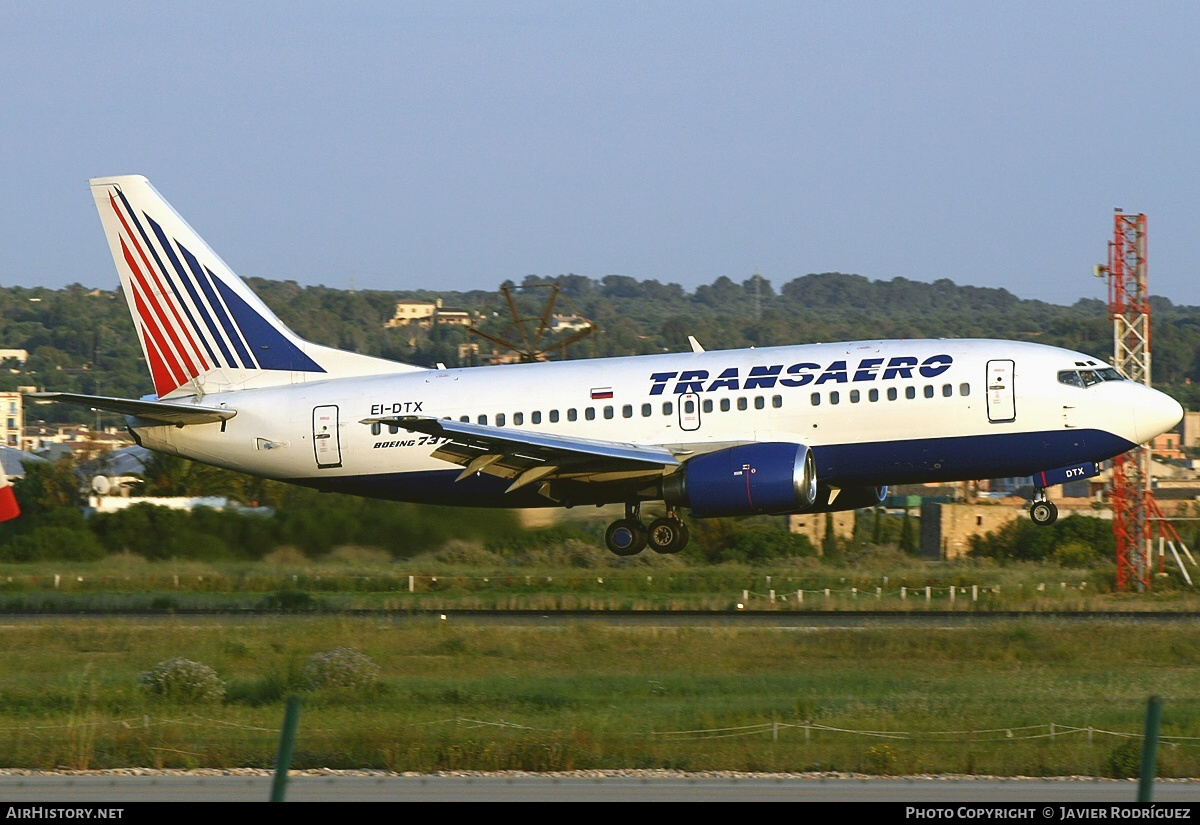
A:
[[313, 405, 342, 468], [678, 393, 701, 431], [986, 360, 1016, 423]]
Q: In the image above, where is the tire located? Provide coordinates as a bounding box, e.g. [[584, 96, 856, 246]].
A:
[[1030, 500, 1058, 526], [605, 519, 647, 556], [648, 518, 689, 554]]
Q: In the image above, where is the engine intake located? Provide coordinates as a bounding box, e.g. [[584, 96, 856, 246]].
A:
[[663, 442, 818, 518]]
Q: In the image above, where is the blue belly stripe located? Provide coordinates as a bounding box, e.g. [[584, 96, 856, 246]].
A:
[[286, 428, 1135, 508]]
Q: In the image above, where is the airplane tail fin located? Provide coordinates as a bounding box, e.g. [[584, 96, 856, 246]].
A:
[[89, 175, 420, 399]]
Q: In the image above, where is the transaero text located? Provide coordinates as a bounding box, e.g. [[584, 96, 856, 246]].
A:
[[650, 355, 953, 395]]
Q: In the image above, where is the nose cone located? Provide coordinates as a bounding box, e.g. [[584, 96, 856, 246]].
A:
[[1134, 386, 1184, 445]]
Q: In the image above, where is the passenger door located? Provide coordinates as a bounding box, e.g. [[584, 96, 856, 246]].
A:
[[312, 405, 343, 468]]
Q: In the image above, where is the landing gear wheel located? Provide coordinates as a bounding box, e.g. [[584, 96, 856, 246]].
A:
[[647, 518, 689, 554], [605, 519, 648, 556], [1030, 500, 1058, 526]]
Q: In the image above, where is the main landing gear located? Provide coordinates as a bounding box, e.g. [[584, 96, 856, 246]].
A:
[[1029, 489, 1059, 526], [604, 503, 690, 556]]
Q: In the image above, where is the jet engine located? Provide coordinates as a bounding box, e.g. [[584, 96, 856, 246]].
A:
[[662, 442, 818, 517]]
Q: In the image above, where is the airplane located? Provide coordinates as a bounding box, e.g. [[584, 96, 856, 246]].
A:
[[36, 175, 1184, 556]]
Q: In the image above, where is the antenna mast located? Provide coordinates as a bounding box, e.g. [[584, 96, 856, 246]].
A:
[[1103, 211, 1153, 591]]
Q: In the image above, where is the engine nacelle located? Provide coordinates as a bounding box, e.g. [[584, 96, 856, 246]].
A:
[[804, 485, 889, 514], [662, 442, 818, 518]]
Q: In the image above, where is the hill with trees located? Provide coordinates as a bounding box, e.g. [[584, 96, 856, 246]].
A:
[[6, 272, 1200, 425]]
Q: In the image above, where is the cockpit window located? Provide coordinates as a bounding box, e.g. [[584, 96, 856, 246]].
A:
[[1058, 368, 1124, 388]]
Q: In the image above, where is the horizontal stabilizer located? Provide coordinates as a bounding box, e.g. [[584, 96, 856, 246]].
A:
[[29, 392, 236, 426]]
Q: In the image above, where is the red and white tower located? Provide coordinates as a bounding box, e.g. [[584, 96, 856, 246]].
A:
[[1099, 209, 1147, 589], [1100, 211, 1155, 591]]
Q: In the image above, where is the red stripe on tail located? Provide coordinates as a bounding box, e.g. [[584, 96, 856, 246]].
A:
[[109, 195, 209, 373], [120, 237, 200, 382], [135, 300, 185, 396]]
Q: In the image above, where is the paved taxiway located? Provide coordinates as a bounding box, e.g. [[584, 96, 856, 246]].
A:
[[1, 772, 1198, 802]]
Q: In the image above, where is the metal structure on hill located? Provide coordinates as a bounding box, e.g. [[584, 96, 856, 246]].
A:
[[467, 283, 595, 364], [1097, 211, 1187, 590]]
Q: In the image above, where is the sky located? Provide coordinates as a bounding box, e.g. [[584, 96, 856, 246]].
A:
[[2, 1, 1199, 307]]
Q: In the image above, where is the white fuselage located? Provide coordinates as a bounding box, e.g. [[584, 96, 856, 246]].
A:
[[129, 338, 1182, 509]]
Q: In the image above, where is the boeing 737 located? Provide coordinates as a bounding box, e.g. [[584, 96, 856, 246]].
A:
[[36, 176, 1184, 555]]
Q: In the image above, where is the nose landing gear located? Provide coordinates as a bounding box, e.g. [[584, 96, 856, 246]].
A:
[[1030, 490, 1058, 526], [604, 503, 690, 556]]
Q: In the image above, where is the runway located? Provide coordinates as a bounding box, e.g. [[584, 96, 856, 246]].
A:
[[1, 771, 1199, 803]]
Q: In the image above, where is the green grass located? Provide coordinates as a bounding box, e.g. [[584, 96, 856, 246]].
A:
[[0, 616, 1198, 775], [0, 554, 1195, 612]]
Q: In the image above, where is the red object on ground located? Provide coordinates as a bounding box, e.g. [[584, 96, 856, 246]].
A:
[[0, 484, 20, 522]]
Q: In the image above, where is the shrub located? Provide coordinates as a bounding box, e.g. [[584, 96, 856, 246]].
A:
[[0, 526, 106, 562], [302, 647, 381, 690], [1104, 737, 1143, 778], [138, 658, 225, 703]]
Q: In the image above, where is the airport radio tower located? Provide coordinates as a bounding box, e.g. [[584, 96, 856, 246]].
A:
[[1097, 211, 1179, 591]]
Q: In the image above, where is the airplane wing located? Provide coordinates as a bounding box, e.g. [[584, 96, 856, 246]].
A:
[[361, 414, 681, 492], [29, 392, 237, 426]]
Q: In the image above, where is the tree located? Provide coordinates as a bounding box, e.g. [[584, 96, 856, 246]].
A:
[[13, 457, 81, 516]]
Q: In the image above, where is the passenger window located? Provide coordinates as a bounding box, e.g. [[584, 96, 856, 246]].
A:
[[496, 413, 506, 426], [550, 410, 560, 423], [737, 397, 748, 411], [887, 387, 897, 401], [371, 422, 382, 436], [531, 411, 541, 424], [942, 384, 952, 397], [702, 399, 713, 413], [459, 415, 470, 423], [754, 396, 765, 409], [586, 408, 596, 421], [388, 423, 399, 435], [720, 398, 730, 412], [959, 383, 970, 396], [772, 395, 782, 408], [811, 393, 821, 406], [662, 402, 673, 415], [641, 403, 651, 417], [850, 390, 860, 403], [478, 414, 488, 425], [830, 391, 840, 405], [906, 387, 916, 400], [869, 388, 879, 402], [567, 408, 577, 422], [603, 406, 614, 419], [924, 385, 934, 399], [515, 412, 525, 425]]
